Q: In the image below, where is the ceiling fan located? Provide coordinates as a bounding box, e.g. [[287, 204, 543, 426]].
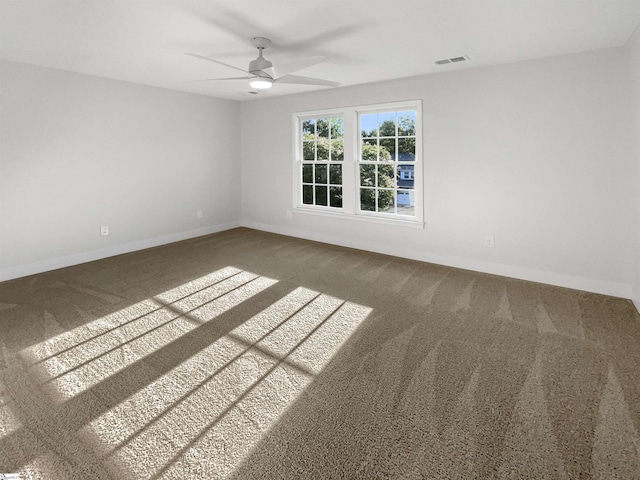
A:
[[187, 37, 340, 91]]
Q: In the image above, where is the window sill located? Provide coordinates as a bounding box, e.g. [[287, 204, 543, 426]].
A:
[[293, 206, 425, 229]]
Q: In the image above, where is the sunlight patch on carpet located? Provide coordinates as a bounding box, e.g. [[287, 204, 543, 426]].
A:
[[79, 286, 371, 479], [15, 452, 72, 480], [0, 378, 22, 439], [19, 267, 277, 402]]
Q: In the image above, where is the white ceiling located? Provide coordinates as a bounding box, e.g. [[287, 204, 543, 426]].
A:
[[1, 0, 640, 101]]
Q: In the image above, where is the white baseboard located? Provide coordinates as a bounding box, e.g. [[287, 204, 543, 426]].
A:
[[3, 219, 634, 302], [241, 220, 633, 300], [0, 221, 240, 283]]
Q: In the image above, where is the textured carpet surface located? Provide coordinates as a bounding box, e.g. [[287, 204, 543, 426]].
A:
[[1, 227, 640, 479]]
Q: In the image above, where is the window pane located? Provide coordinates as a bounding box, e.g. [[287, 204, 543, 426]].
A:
[[303, 141, 315, 160], [360, 165, 375, 187], [379, 138, 396, 161], [315, 186, 328, 206], [315, 164, 327, 184], [317, 139, 329, 160], [302, 164, 313, 183], [331, 139, 344, 161], [316, 118, 329, 138], [378, 112, 396, 137], [362, 139, 378, 161], [378, 164, 395, 188], [302, 119, 315, 137], [378, 189, 395, 213], [330, 117, 344, 140], [397, 190, 415, 216], [360, 188, 375, 211], [398, 111, 416, 136], [397, 165, 414, 189], [361, 114, 377, 137], [398, 138, 415, 161], [329, 164, 342, 185], [302, 185, 313, 204], [378, 144, 391, 161], [330, 187, 342, 207]]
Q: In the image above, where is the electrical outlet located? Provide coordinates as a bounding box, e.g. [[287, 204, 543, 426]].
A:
[[197, 210, 203, 219], [286, 211, 292, 219], [100, 226, 109, 236], [484, 236, 495, 248]]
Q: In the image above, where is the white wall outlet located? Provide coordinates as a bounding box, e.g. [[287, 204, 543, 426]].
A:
[[197, 210, 203, 219], [484, 236, 495, 248], [286, 210, 292, 219], [100, 226, 109, 236]]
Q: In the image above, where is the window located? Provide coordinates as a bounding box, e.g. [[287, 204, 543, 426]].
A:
[[294, 101, 422, 226], [300, 116, 344, 208], [359, 108, 417, 216]]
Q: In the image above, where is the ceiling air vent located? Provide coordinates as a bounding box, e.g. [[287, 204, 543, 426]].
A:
[[435, 55, 470, 65]]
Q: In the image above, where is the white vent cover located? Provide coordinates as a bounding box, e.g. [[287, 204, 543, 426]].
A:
[[435, 55, 470, 65]]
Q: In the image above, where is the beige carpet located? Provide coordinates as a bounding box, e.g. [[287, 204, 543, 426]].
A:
[[1, 227, 640, 479]]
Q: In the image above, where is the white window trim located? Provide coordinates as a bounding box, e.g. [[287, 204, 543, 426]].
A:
[[292, 100, 424, 227]]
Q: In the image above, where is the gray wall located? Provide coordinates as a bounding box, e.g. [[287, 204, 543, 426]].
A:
[[0, 60, 240, 279], [240, 47, 635, 298], [627, 24, 640, 309]]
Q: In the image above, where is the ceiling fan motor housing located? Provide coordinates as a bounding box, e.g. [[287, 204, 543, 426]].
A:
[[249, 56, 273, 76], [248, 37, 274, 78]]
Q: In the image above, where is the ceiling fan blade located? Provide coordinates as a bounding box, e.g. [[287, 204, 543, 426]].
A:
[[281, 24, 363, 53], [189, 76, 248, 82], [191, 7, 264, 45], [262, 66, 276, 79], [274, 56, 326, 78], [275, 75, 340, 87], [186, 53, 248, 74]]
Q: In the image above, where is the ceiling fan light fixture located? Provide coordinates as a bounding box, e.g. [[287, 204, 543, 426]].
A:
[[249, 77, 273, 89]]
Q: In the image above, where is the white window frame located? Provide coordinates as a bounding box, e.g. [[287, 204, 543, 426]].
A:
[[293, 100, 423, 227]]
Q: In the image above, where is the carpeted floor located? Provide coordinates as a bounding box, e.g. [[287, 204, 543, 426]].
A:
[[1, 227, 640, 479]]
